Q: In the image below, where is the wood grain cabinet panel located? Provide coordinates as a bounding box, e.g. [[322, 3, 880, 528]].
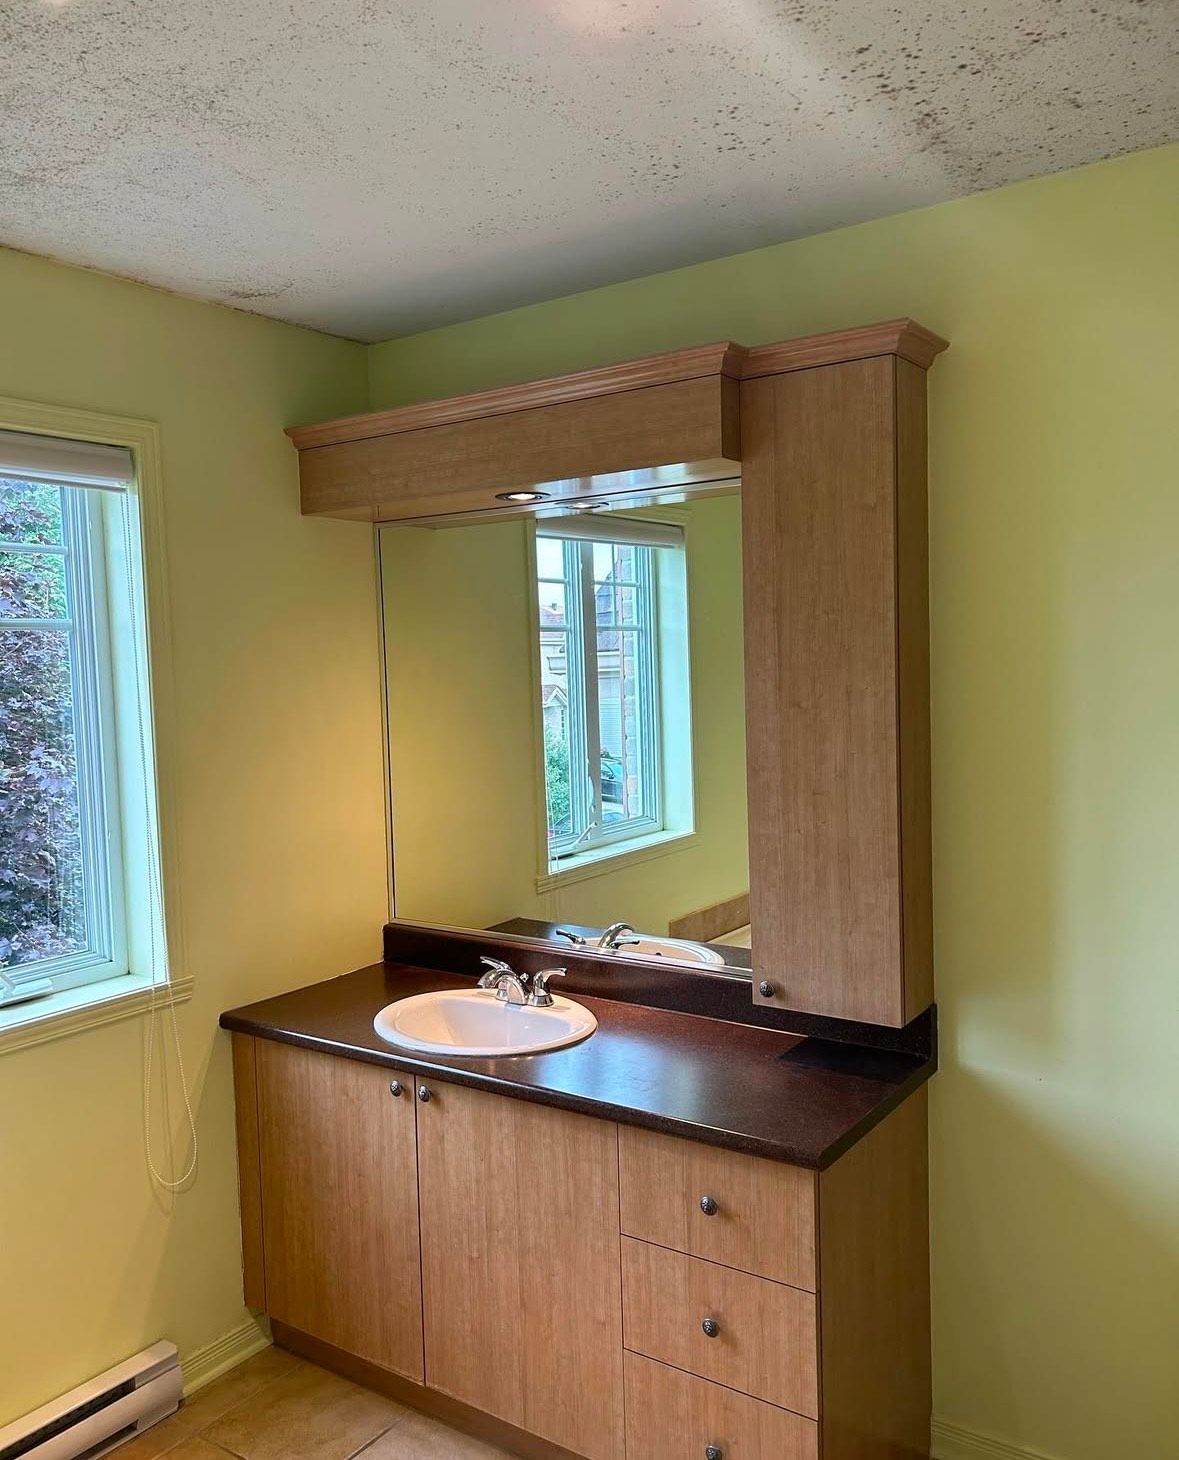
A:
[[298, 376, 739, 521], [621, 1237, 819, 1419], [625, 1352, 818, 1460], [255, 1040, 423, 1382], [416, 1080, 624, 1460], [619, 1125, 816, 1289], [741, 355, 933, 1026], [818, 1092, 932, 1460], [230, 1034, 266, 1312]]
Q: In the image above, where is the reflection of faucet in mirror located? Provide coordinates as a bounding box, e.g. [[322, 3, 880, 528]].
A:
[[597, 922, 640, 951]]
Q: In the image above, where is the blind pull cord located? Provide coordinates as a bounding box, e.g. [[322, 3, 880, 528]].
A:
[[120, 498, 198, 1191]]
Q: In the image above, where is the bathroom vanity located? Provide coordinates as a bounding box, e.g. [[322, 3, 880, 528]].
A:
[[222, 945, 933, 1460], [222, 318, 947, 1458]]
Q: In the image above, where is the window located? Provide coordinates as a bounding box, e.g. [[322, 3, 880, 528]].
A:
[[0, 429, 163, 1014], [535, 517, 692, 871]]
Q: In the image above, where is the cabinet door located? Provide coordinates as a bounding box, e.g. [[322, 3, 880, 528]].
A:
[[417, 1080, 623, 1460], [256, 1040, 423, 1381]]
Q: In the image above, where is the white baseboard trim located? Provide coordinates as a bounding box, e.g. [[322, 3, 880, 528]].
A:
[[933, 1416, 1065, 1460], [181, 1316, 271, 1396]]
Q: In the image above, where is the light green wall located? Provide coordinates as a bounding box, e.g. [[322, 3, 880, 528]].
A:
[[0, 251, 386, 1422], [3, 142, 1175, 1459], [381, 494, 748, 935], [371, 145, 1179, 1460]]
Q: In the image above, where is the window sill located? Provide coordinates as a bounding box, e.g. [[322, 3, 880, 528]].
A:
[[0, 971, 194, 1056], [536, 829, 698, 893]]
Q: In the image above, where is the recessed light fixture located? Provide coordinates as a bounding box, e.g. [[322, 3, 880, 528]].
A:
[[495, 490, 551, 503]]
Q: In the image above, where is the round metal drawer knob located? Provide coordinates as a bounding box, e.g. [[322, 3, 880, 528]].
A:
[[699, 1195, 719, 1217], [417, 1084, 432, 1102], [701, 1317, 720, 1339], [758, 980, 776, 998], [705, 1447, 724, 1460], [388, 1080, 403, 1098]]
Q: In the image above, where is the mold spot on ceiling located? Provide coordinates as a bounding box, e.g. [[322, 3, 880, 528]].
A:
[[0, 0, 1175, 339]]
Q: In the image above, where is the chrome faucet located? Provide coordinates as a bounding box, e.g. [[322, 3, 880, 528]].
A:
[[597, 921, 640, 951], [526, 968, 566, 1007], [477, 956, 530, 1006], [554, 928, 587, 947], [477, 957, 567, 1008]]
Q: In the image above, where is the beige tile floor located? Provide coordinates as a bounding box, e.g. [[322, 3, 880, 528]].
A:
[[115, 1347, 516, 1460]]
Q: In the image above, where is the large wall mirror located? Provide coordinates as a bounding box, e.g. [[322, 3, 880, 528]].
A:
[[379, 485, 754, 974]]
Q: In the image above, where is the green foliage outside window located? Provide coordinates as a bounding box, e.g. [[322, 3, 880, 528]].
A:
[[543, 721, 571, 837]]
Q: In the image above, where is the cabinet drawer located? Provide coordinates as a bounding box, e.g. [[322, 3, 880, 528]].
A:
[[625, 1352, 818, 1460], [622, 1238, 818, 1418], [619, 1126, 816, 1289]]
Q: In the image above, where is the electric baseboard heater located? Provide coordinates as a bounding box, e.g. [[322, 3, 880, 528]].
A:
[[0, 1342, 181, 1460]]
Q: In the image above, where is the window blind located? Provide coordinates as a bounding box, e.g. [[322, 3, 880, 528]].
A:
[[0, 430, 133, 491], [537, 514, 683, 548]]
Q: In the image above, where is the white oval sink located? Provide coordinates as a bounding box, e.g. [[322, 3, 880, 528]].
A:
[[373, 988, 597, 1056], [613, 936, 725, 966]]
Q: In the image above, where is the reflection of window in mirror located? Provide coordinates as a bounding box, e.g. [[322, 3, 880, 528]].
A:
[[531, 516, 693, 878]]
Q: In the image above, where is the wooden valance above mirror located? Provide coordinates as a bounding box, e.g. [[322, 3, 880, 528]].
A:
[[288, 318, 949, 1031], [288, 319, 946, 524]]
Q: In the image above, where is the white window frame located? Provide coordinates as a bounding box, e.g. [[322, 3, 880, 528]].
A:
[[535, 530, 670, 871], [0, 398, 189, 1055], [0, 486, 128, 1000]]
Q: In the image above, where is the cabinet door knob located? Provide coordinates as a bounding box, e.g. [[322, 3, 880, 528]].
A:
[[758, 980, 776, 998], [699, 1194, 719, 1216], [389, 1080, 403, 1098], [417, 1084, 432, 1103], [705, 1447, 724, 1460], [701, 1317, 720, 1339]]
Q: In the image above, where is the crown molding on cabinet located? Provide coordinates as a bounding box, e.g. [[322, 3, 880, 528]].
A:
[[286, 342, 743, 449], [739, 317, 948, 379], [285, 318, 947, 450]]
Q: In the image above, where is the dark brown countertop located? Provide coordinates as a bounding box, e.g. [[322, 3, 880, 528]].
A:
[[221, 962, 934, 1169]]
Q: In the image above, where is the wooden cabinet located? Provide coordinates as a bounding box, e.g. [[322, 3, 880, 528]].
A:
[[621, 1238, 819, 1417], [416, 1080, 624, 1460], [741, 355, 933, 1026], [294, 373, 740, 521], [252, 1039, 424, 1381], [619, 1124, 816, 1289], [232, 1037, 930, 1460], [625, 1352, 818, 1460]]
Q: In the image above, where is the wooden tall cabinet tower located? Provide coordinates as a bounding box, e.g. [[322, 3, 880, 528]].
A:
[[742, 353, 934, 1025]]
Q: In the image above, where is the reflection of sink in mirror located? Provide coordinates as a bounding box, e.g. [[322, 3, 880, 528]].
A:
[[490, 917, 753, 971], [613, 936, 725, 965], [380, 488, 753, 978]]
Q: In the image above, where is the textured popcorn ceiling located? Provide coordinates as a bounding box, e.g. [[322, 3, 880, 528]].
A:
[[1, 0, 1175, 340]]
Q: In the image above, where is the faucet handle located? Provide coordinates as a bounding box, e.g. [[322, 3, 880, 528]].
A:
[[554, 928, 587, 946], [477, 956, 514, 989], [527, 968, 567, 1007]]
